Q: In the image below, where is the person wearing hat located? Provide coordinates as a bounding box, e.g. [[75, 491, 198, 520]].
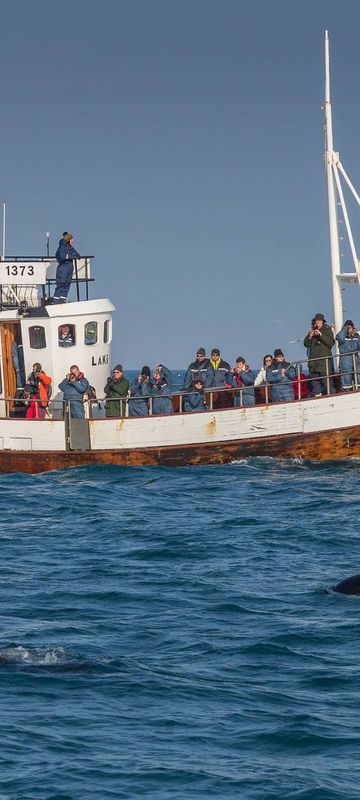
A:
[[207, 348, 232, 388], [53, 231, 80, 304], [128, 366, 153, 417], [266, 349, 296, 403], [183, 348, 212, 390], [104, 365, 130, 417], [183, 376, 207, 413], [206, 347, 233, 409], [304, 313, 335, 397], [336, 320, 360, 390]]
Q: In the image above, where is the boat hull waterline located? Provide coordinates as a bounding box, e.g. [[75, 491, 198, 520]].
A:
[[1, 391, 360, 472]]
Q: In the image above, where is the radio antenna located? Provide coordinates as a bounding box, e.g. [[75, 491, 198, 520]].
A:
[[2, 202, 6, 260]]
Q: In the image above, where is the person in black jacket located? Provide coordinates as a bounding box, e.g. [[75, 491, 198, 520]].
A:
[[303, 313, 335, 396]]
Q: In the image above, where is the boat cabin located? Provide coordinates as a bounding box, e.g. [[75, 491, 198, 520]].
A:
[[0, 255, 114, 415]]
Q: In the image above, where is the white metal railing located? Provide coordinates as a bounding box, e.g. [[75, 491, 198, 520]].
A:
[[2, 350, 360, 421]]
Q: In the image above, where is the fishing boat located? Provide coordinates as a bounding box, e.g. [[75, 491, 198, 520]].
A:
[[0, 31, 360, 474]]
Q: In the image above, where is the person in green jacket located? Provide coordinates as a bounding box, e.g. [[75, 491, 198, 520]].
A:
[[303, 313, 335, 396], [104, 365, 129, 417]]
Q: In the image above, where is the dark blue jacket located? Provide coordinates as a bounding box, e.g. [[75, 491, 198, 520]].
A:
[[150, 366, 173, 415], [128, 378, 152, 417], [55, 238, 80, 266], [59, 374, 89, 418], [232, 369, 256, 407], [336, 324, 360, 388], [207, 359, 232, 388], [184, 387, 207, 412], [183, 359, 213, 390], [266, 360, 295, 402]]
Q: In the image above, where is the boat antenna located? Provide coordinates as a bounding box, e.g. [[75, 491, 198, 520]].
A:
[[46, 232, 50, 257], [2, 202, 6, 260]]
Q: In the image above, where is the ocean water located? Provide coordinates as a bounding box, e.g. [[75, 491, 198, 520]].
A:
[[1, 459, 360, 799]]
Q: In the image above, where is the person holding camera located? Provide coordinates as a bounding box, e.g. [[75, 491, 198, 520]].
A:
[[304, 313, 335, 397], [266, 349, 296, 402], [128, 366, 153, 417], [150, 365, 173, 415], [231, 357, 256, 407], [104, 365, 129, 418], [58, 365, 89, 418], [26, 363, 52, 418], [336, 319, 360, 390]]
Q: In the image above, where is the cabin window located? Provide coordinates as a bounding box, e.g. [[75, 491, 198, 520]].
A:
[[84, 321, 98, 345], [103, 319, 111, 344], [58, 324, 75, 347], [29, 326, 46, 349]]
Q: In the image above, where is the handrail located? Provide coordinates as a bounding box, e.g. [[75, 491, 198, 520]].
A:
[[1, 349, 359, 421], [96, 350, 360, 416], [0, 255, 94, 261]]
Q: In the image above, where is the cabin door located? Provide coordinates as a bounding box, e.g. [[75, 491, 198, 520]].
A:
[[0, 323, 19, 411]]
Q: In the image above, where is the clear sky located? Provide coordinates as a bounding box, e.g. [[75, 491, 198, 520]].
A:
[[1, 0, 360, 368]]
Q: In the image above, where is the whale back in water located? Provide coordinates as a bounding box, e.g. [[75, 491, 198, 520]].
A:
[[333, 574, 360, 595]]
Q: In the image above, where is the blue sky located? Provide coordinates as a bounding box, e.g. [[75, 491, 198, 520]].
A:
[[2, 0, 360, 368]]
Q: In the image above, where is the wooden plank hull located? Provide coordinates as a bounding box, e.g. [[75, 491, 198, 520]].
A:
[[1, 423, 360, 473]]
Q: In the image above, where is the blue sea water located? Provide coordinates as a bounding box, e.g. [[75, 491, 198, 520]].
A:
[[1, 459, 360, 799]]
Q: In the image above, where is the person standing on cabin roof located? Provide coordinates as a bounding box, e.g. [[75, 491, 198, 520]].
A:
[[104, 365, 129, 417], [266, 349, 296, 402], [183, 348, 212, 390], [336, 319, 360, 391], [52, 232, 80, 305], [303, 313, 335, 397], [59, 365, 89, 418]]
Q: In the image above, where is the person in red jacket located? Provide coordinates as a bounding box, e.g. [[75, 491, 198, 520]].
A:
[[292, 365, 310, 399]]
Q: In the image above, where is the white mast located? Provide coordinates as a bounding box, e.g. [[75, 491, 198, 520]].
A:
[[324, 30, 343, 333]]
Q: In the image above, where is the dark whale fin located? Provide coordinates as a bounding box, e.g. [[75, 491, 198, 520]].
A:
[[333, 574, 360, 595]]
